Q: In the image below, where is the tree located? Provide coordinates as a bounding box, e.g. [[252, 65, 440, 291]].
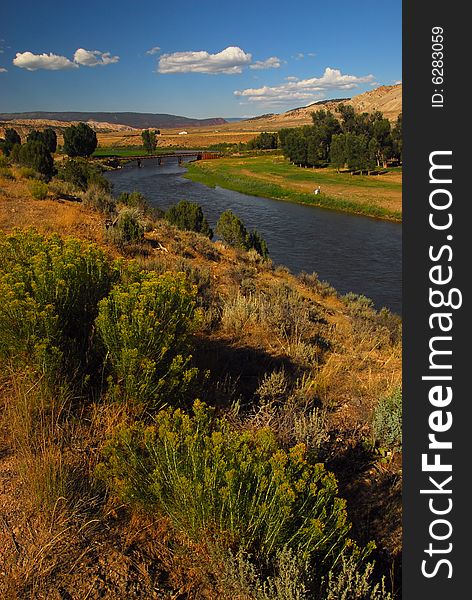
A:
[[166, 200, 213, 239], [330, 134, 346, 172], [216, 210, 249, 250], [216, 210, 269, 259], [248, 229, 269, 260], [0, 128, 21, 156], [142, 129, 158, 153], [247, 131, 278, 150], [344, 133, 372, 174], [27, 128, 57, 153], [63, 122, 98, 157], [391, 114, 402, 162], [18, 140, 55, 181]]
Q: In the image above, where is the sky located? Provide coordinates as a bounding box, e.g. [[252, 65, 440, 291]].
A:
[[0, 0, 401, 119]]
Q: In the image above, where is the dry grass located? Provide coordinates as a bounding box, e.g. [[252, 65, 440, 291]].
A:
[[0, 172, 402, 597]]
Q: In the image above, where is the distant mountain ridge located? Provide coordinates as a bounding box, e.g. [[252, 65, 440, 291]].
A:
[[0, 111, 227, 129]]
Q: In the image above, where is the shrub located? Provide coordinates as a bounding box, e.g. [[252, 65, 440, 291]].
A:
[[28, 180, 48, 200], [18, 166, 39, 179], [0, 166, 15, 180], [82, 183, 116, 215], [105, 209, 145, 246], [101, 401, 352, 566], [96, 271, 200, 409], [57, 158, 110, 192], [117, 190, 163, 221], [0, 128, 21, 156], [216, 209, 249, 249], [18, 141, 55, 181], [216, 210, 269, 258], [63, 122, 97, 157], [166, 199, 213, 239], [0, 229, 120, 380], [322, 550, 392, 599], [372, 387, 402, 450]]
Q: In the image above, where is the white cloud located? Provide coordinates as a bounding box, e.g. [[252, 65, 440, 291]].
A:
[[295, 53, 304, 60], [158, 46, 252, 74], [285, 76, 299, 82], [249, 56, 281, 70], [146, 46, 161, 55], [0, 67, 7, 73], [234, 67, 375, 106], [13, 51, 78, 71], [73, 48, 119, 66]]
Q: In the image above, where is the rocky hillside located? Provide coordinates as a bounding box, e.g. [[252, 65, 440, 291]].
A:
[[225, 84, 402, 131]]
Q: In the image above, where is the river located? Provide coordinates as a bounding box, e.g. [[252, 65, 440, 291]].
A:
[[105, 157, 402, 314]]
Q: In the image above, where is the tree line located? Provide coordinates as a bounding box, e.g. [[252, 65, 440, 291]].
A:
[[279, 105, 402, 173], [0, 122, 98, 180]]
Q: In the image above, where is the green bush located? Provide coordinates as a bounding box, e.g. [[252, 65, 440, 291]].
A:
[[18, 166, 39, 179], [117, 190, 163, 221], [28, 180, 48, 200], [216, 210, 269, 258], [26, 128, 57, 153], [105, 209, 145, 246], [372, 387, 402, 450], [0, 229, 120, 379], [57, 158, 111, 192], [166, 199, 213, 239], [63, 122, 97, 157], [101, 400, 352, 565], [18, 140, 55, 181], [96, 271, 200, 408], [0, 166, 15, 180]]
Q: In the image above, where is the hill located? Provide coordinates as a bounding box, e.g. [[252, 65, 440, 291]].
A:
[[222, 84, 402, 131], [0, 111, 227, 129]]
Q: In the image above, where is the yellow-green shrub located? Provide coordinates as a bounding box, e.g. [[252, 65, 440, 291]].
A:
[[28, 180, 48, 199], [96, 271, 200, 409], [101, 401, 352, 565], [0, 229, 120, 379]]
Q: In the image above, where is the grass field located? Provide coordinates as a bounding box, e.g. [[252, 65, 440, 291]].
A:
[[185, 155, 402, 221]]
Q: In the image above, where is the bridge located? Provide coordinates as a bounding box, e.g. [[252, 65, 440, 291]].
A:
[[95, 150, 221, 168]]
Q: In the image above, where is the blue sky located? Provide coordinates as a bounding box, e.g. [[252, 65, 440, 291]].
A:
[[0, 0, 401, 118]]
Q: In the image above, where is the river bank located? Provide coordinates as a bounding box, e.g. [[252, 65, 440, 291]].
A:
[[185, 155, 402, 222]]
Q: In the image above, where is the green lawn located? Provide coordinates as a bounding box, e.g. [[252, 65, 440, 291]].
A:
[[185, 155, 402, 221]]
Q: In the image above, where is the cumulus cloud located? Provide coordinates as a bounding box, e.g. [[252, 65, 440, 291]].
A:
[[0, 67, 7, 73], [234, 67, 375, 105], [73, 48, 119, 66], [249, 56, 282, 70], [13, 48, 119, 71], [13, 51, 78, 71], [145, 46, 161, 55], [158, 46, 252, 74]]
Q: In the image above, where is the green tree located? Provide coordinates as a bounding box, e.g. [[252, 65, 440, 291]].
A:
[[247, 131, 279, 150], [63, 122, 98, 157], [0, 128, 21, 156], [216, 210, 269, 259], [216, 210, 250, 250], [329, 134, 346, 172], [392, 113, 402, 162], [27, 128, 58, 153], [18, 141, 55, 181], [142, 129, 158, 153], [247, 229, 269, 260], [166, 200, 213, 239], [57, 158, 111, 192]]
